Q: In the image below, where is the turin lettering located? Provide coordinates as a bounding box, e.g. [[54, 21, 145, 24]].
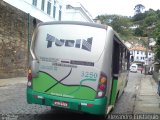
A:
[[46, 34, 93, 52]]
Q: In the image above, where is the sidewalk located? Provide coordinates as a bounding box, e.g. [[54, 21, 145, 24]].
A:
[[0, 77, 27, 87], [134, 75, 160, 114]]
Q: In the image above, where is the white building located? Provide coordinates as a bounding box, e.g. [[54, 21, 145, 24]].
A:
[[124, 41, 132, 49], [62, 3, 94, 22], [3, 0, 93, 22], [129, 45, 154, 64], [3, 0, 62, 22]]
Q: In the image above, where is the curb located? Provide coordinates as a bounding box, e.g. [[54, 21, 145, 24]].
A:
[[0, 77, 27, 87]]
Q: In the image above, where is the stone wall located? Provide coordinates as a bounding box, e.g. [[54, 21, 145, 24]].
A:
[[0, 1, 36, 78]]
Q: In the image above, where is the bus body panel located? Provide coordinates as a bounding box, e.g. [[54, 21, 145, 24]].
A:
[[31, 23, 108, 101], [27, 21, 129, 115]]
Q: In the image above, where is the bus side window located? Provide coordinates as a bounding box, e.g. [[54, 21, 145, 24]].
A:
[[127, 52, 130, 70], [119, 46, 123, 73], [112, 40, 120, 75], [119, 45, 127, 72]]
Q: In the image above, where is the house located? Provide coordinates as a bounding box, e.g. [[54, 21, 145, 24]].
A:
[[124, 41, 132, 49], [129, 45, 154, 65]]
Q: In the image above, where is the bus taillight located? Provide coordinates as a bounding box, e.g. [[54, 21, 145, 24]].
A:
[[96, 73, 107, 98], [27, 69, 32, 87]]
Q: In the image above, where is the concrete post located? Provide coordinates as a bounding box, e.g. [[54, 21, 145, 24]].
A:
[[158, 75, 160, 96]]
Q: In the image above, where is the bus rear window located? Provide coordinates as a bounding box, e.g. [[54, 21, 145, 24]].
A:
[[34, 24, 107, 62]]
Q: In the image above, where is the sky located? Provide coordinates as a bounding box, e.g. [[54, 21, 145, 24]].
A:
[[69, 0, 160, 18]]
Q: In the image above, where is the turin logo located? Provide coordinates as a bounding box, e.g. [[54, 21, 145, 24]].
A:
[[46, 34, 93, 52]]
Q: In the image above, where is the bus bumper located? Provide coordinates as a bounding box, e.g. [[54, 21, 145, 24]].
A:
[[27, 88, 107, 115]]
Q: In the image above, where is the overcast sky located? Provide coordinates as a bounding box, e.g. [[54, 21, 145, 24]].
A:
[[69, 0, 160, 18]]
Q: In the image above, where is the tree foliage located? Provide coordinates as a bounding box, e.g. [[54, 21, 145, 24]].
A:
[[152, 23, 160, 60], [96, 15, 133, 39], [134, 4, 145, 15]]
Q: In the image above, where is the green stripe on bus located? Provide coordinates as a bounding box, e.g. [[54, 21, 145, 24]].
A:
[[33, 72, 96, 100], [68, 78, 96, 95], [110, 79, 118, 105]]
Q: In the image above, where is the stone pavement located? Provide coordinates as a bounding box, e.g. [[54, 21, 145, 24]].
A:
[[0, 77, 27, 87], [134, 75, 160, 114]]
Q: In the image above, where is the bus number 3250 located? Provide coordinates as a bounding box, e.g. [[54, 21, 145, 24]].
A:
[[81, 71, 98, 79]]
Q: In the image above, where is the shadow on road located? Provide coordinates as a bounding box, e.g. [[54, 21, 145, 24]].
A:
[[17, 109, 105, 120]]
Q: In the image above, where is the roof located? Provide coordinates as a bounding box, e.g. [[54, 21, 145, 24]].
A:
[[129, 45, 146, 51]]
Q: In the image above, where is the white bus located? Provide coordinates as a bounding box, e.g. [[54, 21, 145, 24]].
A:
[[27, 21, 130, 116]]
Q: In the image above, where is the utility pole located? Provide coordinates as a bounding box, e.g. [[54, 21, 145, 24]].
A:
[[145, 37, 150, 75]]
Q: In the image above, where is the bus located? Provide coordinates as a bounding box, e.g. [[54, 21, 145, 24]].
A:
[[27, 21, 130, 116]]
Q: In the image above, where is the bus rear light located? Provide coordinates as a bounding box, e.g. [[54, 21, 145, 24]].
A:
[[27, 69, 32, 87], [96, 73, 107, 98], [100, 76, 107, 84], [28, 69, 32, 81], [27, 81, 32, 86], [98, 84, 105, 91], [28, 69, 32, 74], [97, 91, 103, 97], [28, 74, 32, 81]]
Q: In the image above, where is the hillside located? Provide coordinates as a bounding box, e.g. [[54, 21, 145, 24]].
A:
[[96, 8, 160, 61]]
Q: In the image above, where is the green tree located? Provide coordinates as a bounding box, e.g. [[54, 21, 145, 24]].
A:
[[134, 27, 143, 36], [155, 38, 160, 61], [152, 22, 160, 61], [132, 12, 146, 23], [134, 4, 145, 15], [96, 15, 133, 39]]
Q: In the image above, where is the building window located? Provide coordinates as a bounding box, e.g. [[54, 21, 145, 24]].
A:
[[53, 0, 56, 18], [131, 56, 134, 62], [59, 5, 62, 21], [41, 0, 45, 11], [32, 0, 37, 6], [47, 1, 51, 15], [137, 51, 139, 54], [137, 56, 139, 60]]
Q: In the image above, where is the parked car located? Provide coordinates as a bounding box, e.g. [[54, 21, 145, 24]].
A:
[[130, 64, 138, 72]]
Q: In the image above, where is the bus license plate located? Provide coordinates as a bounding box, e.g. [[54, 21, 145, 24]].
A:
[[54, 101, 68, 107]]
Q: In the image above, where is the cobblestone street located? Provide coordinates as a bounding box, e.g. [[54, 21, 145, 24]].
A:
[[0, 82, 51, 115]]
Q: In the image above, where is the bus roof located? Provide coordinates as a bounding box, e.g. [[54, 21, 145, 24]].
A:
[[37, 21, 108, 30]]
